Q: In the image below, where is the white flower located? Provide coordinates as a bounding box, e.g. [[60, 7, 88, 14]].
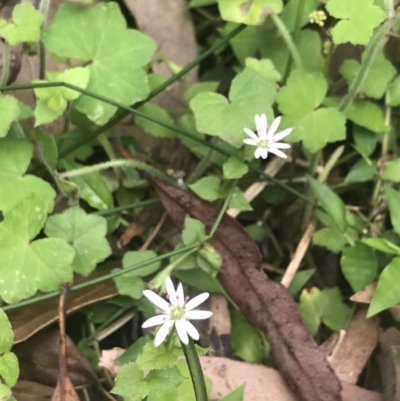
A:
[[243, 114, 292, 159], [142, 277, 213, 346]]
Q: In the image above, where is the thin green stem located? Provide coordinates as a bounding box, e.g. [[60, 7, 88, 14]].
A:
[[270, 14, 303, 71], [58, 159, 177, 186], [208, 180, 237, 238], [38, 0, 51, 79], [181, 338, 208, 401], [318, 145, 344, 183], [188, 146, 215, 184], [0, 42, 10, 86], [1, 244, 198, 311], [93, 198, 160, 216], [339, 17, 395, 113]]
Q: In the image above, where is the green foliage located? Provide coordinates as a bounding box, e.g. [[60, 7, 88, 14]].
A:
[[190, 69, 276, 148], [326, 0, 386, 45], [217, 0, 283, 25], [34, 67, 90, 126], [0, 195, 75, 303], [299, 287, 352, 335], [0, 138, 55, 213], [44, 207, 111, 275], [0, 2, 43, 44], [0, 96, 20, 137], [218, 384, 246, 401], [43, 2, 157, 125], [277, 70, 346, 152], [223, 157, 248, 179]]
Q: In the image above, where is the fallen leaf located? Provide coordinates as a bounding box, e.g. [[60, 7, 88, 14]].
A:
[[320, 309, 379, 384], [99, 348, 125, 376], [147, 177, 342, 401], [7, 264, 119, 344], [13, 380, 54, 401], [117, 221, 145, 248], [350, 282, 377, 304]]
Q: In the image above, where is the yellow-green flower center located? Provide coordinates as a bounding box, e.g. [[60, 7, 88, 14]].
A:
[[171, 306, 184, 320], [259, 139, 269, 149]]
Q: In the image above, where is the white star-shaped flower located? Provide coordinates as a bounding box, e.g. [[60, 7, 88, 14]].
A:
[[142, 277, 213, 346], [243, 114, 292, 159]]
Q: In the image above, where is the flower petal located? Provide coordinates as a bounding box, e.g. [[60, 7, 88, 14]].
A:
[[143, 290, 171, 313], [175, 319, 189, 344], [142, 314, 169, 328], [154, 321, 173, 347], [255, 147, 268, 159], [166, 277, 178, 306], [176, 282, 185, 306], [266, 116, 281, 140], [272, 128, 292, 142], [256, 114, 267, 136], [184, 320, 200, 341], [269, 142, 291, 149], [268, 147, 288, 158], [243, 128, 258, 142], [185, 310, 213, 320], [185, 292, 209, 311], [243, 138, 258, 146]]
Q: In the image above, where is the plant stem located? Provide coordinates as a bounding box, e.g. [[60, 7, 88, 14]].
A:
[[58, 159, 177, 186], [93, 198, 160, 215], [181, 338, 208, 401], [208, 180, 237, 238], [188, 146, 215, 184], [270, 13, 303, 71], [0, 42, 10, 86], [38, 0, 51, 79]]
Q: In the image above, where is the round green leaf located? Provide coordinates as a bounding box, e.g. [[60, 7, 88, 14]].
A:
[[0, 352, 19, 387], [43, 2, 157, 125], [122, 251, 161, 277], [382, 158, 400, 182], [189, 176, 221, 201], [223, 156, 248, 179], [112, 363, 149, 401], [45, 207, 111, 276], [0, 96, 20, 138], [0, 310, 13, 353], [190, 69, 276, 148]]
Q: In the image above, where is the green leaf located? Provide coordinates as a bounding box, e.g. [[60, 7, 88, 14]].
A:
[[326, 0, 385, 45], [0, 310, 13, 353], [344, 159, 377, 183], [136, 103, 177, 138], [182, 216, 206, 246], [353, 126, 377, 157], [34, 68, 90, 126], [218, 384, 246, 401], [277, 70, 346, 152], [34, 131, 58, 171], [146, 366, 185, 394], [231, 308, 264, 363], [228, 187, 252, 211], [0, 383, 11, 400], [174, 268, 225, 294], [288, 269, 315, 298], [0, 353, 18, 387], [189, 176, 221, 201], [244, 58, 281, 82], [362, 237, 400, 255], [0, 196, 75, 303], [0, 2, 43, 45], [112, 363, 149, 401], [43, 2, 157, 125], [217, 0, 283, 25], [136, 341, 177, 371], [61, 159, 114, 210], [223, 157, 248, 179], [113, 274, 145, 299], [184, 82, 220, 104], [387, 75, 400, 106], [0, 96, 20, 138], [385, 187, 400, 235], [341, 242, 377, 291], [122, 251, 161, 277], [188, 0, 217, 7], [0, 138, 56, 213], [299, 287, 351, 334], [280, 0, 320, 32], [44, 207, 111, 275], [117, 337, 151, 364], [382, 158, 400, 182], [190, 69, 276, 148], [312, 227, 347, 253], [340, 49, 396, 99], [369, 257, 400, 316], [307, 175, 347, 232], [197, 243, 222, 276]]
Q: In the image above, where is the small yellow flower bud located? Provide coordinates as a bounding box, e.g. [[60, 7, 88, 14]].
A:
[[309, 10, 327, 27]]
